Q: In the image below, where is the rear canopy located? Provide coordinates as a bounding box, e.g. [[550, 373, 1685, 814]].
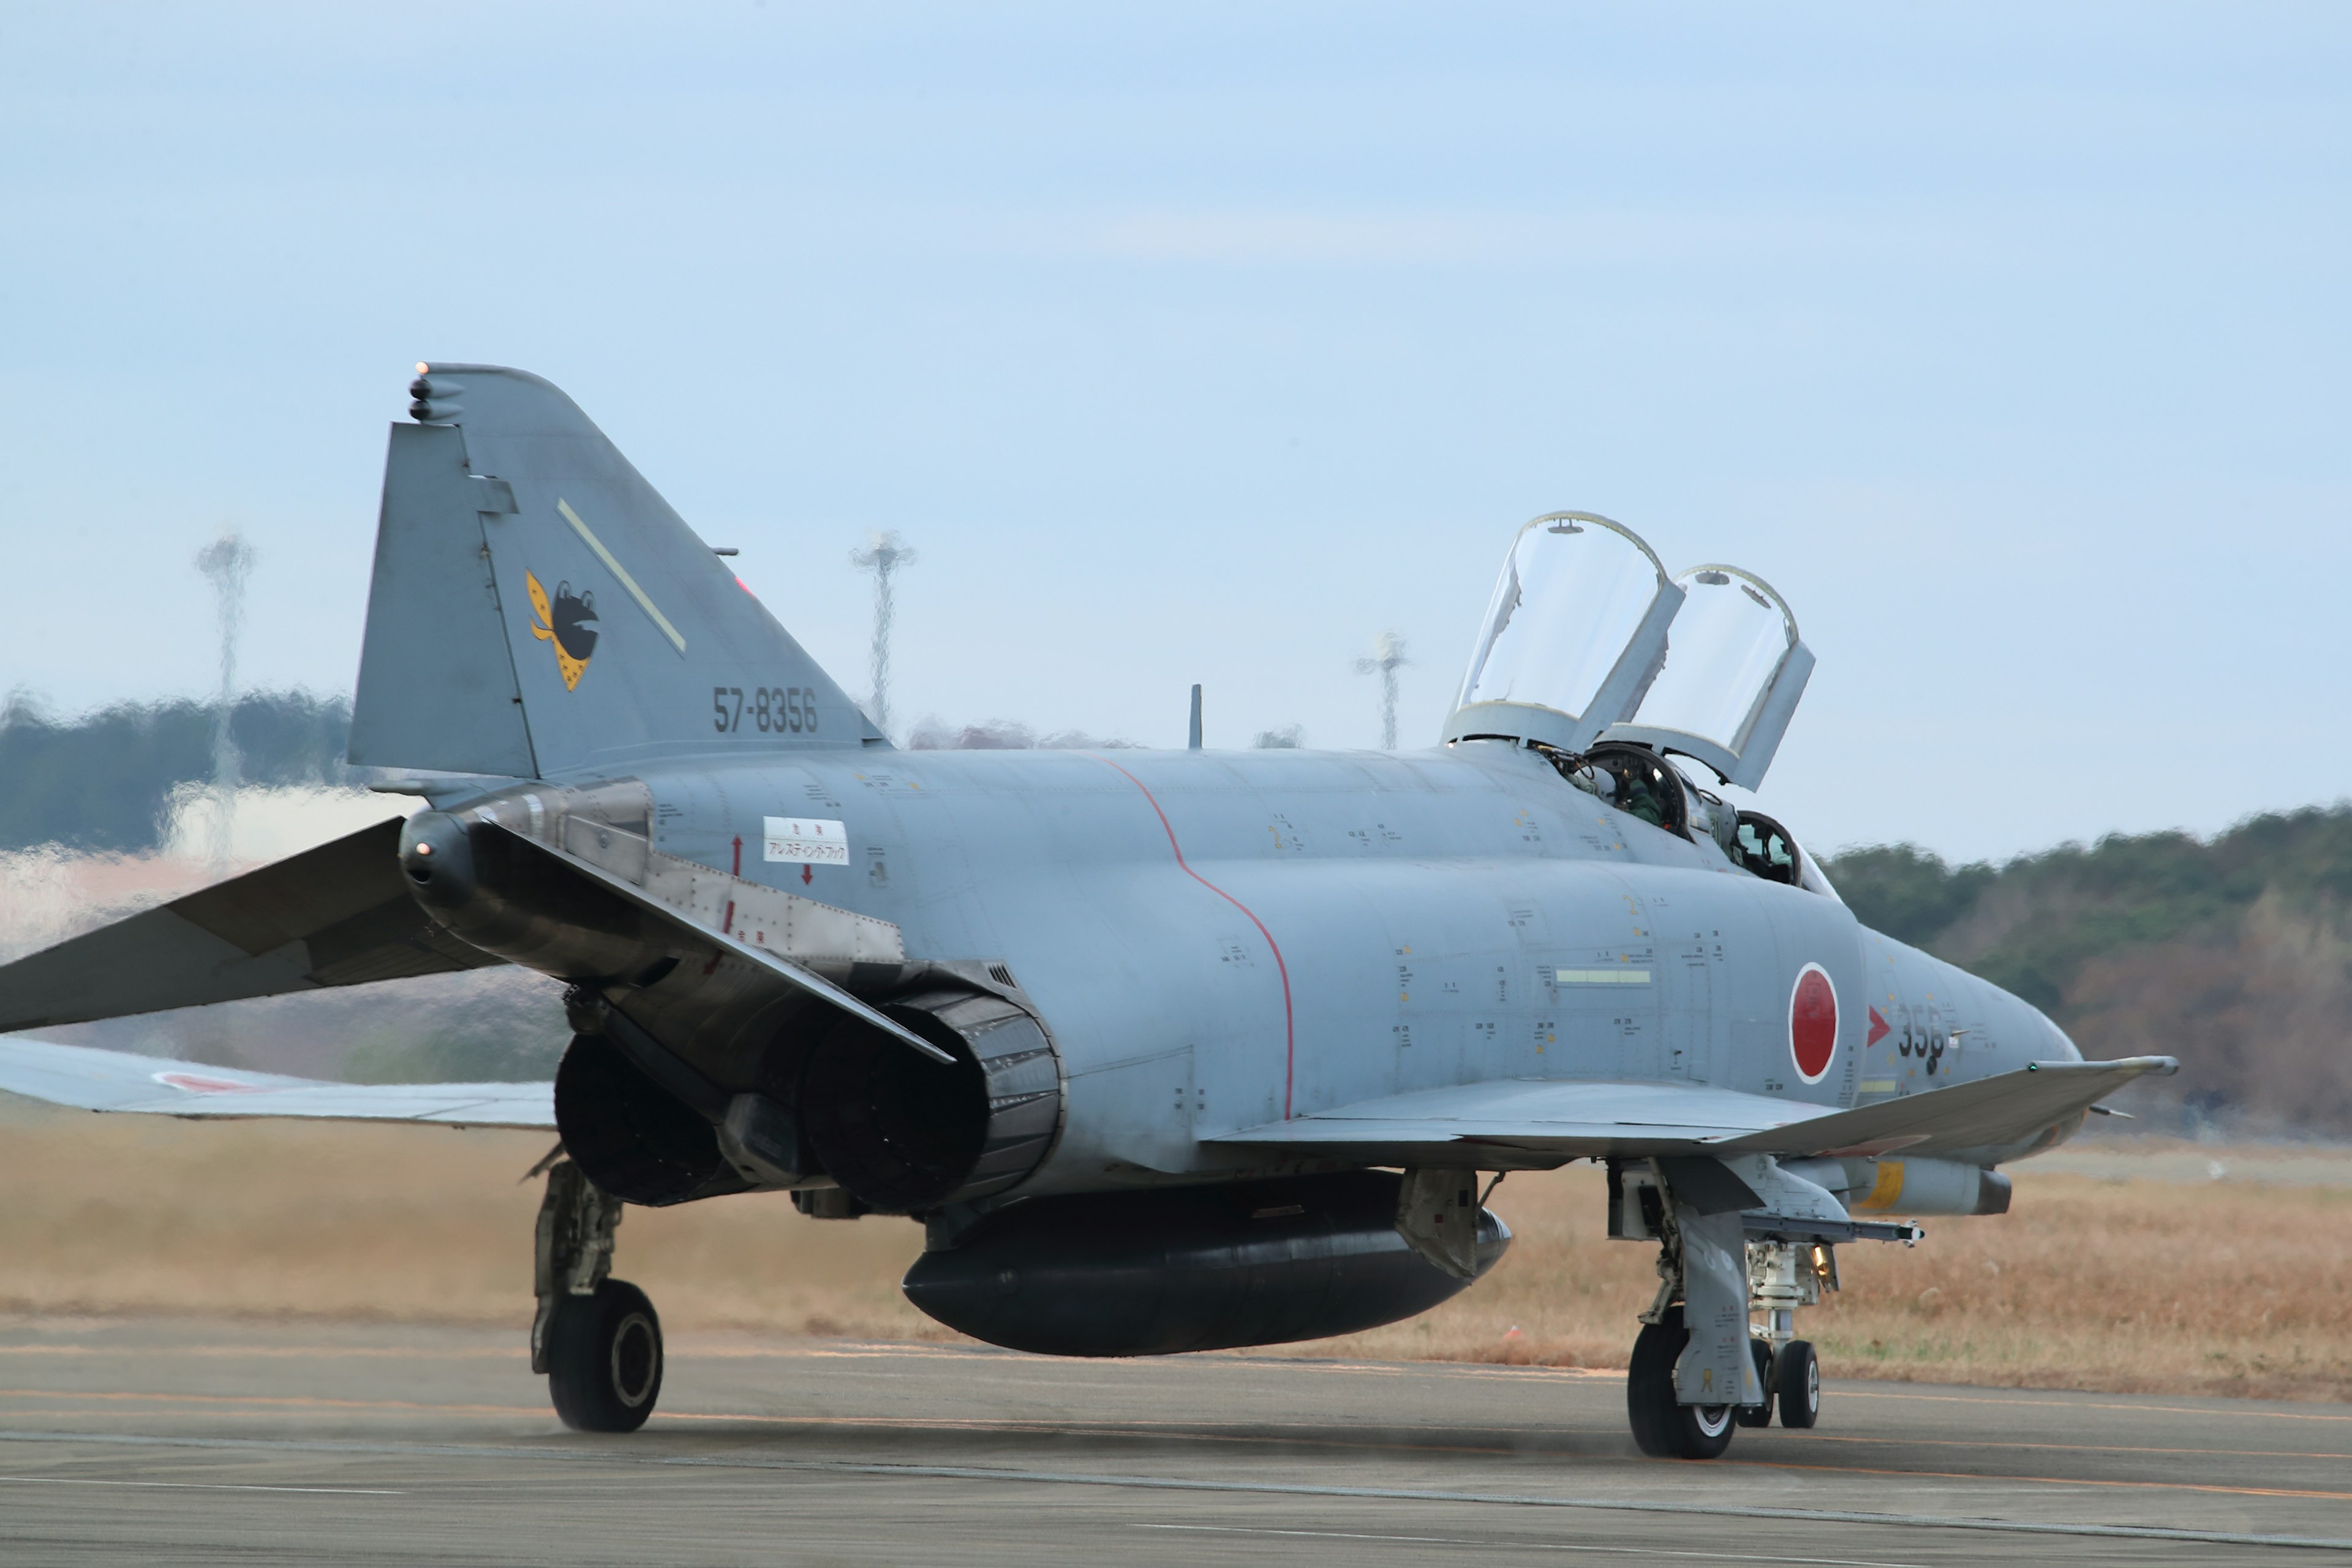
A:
[[1604, 565, 1814, 791]]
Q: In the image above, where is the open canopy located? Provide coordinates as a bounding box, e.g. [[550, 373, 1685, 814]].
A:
[[1605, 564, 1814, 791], [1441, 512, 1683, 753], [1442, 515, 1814, 793]]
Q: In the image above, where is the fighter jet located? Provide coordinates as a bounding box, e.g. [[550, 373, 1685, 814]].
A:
[[0, 366, 2173, 1458]]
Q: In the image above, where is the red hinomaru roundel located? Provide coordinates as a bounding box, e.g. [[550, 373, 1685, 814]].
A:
[[1788, 963, 1838, 1084]]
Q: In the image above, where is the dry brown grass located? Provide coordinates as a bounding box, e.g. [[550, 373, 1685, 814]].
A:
[[0, 1104, 936, 1340], [1297, 1156, 2352, 1403], [2, 1102, 2346, 1401]]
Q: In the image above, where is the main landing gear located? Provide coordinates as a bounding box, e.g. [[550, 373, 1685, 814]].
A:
[[1626, 1238, 1831, 1457], [1626, 1306, 1736, 1458], [1612, 1159, 1872, 1460], [533, 1159, 664, 1432]]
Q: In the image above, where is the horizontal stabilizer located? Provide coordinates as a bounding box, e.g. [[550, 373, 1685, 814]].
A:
[[1213, 1058, 2179, 1164], [482, 823, 954, 1066], [0, 1035, 551, 1129], [0, 818, 503, 1033]]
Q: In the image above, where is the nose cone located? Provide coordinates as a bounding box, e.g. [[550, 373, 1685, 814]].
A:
[[398, 811, 477, 907]]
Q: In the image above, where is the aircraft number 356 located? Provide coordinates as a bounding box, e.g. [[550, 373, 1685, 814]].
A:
[[712, 685, 819, 734]]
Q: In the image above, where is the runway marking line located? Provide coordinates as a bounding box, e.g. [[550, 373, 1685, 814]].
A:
[[1800, 1431, 2352, 1463], [10, 1387, 2351, 1485], [0, 1394, 1577, 1461], [1830, 1387, 2352, 1423], [0, 1338, 2336, 1416], [0, 1388, 546, 1417], [1725, 1457, 2352, 1504], [4, 1429, 2346, 1556], [661, 1410, 1561, 1460], [0, 1344, 515, 1361], [0, 1472, 401, 1496], [1136, 1523, 1929, 1567]]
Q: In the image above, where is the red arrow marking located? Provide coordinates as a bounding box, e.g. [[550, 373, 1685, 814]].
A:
[[1868, 1006, 1891, 1048]]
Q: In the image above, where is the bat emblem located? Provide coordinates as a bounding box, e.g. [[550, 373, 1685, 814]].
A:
[[526, 571, 598, 690]]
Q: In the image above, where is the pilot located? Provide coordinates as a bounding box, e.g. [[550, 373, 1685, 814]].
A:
[[1616, 765, 1666, 829]]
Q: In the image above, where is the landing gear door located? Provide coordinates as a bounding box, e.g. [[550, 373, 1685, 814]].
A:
[[1441, 513, 1685, 754], [1603, 565, 1814, 792]]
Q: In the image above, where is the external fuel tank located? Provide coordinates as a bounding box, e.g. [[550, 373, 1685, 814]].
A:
[[901, 1170, 1509, 1357]]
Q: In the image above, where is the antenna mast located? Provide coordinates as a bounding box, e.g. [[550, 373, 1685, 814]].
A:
[[1353, 631, 1410, 750], [194, 531, 257, 872], [849, 531, 917, 739]]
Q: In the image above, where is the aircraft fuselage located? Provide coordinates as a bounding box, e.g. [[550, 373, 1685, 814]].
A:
[[445, 734, 2076, 1199]]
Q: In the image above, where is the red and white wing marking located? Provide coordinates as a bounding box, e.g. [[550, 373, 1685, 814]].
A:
[[0, 1036, 554, 1129]]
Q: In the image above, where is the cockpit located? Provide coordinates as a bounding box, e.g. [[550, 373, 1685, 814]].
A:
[[1444, 511, 1837, 898]]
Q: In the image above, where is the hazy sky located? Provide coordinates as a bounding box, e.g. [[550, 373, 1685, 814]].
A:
[[3, 5, 2346, 862]]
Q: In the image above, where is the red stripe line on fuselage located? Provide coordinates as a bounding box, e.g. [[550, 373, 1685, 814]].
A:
[[1091, 755, 1297, 1120]]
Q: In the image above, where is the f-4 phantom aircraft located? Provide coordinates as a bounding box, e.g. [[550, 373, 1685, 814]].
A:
[[0, 366, 2174, 1458]]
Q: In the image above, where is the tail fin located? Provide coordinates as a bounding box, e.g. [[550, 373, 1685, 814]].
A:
[[351, 364, 881, 779]]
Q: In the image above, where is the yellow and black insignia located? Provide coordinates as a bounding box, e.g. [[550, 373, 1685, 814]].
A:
[[526, 570, 599, 690]]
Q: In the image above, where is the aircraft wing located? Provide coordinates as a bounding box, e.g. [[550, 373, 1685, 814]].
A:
[[1210, 1057, 2178, 1164], [1208, 1078, 1807, 1161], [0, 817, 504, 1033], [0, 1035, 553, 1128], [1708, 1056, 2179, 1158]]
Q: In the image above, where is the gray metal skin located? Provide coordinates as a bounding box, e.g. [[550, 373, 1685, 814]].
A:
[[0, 363, 2157, 1450], [437, 737, 2076, 1193], [341, 363, 2079, 1192]]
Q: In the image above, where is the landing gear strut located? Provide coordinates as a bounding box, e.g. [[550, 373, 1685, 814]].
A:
[[1748, 1237, 1830, 1430], [533, 1159, 663, 1432], [1611, 1158, 1894, 1458], [1617, 1164, 1758, 1458]]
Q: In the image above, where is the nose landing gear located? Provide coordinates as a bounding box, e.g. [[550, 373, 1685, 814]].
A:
[[533, 1157, 665, 1433], [1773, 1336, 1820, 1428], [1745, 1236, 1831, 1432]]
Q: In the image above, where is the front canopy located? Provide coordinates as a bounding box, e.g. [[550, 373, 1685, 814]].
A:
[[1441, 512, 1684, 753]]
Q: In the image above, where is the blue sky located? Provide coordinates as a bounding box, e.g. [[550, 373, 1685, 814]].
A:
[[2, 4, 2345, 861]]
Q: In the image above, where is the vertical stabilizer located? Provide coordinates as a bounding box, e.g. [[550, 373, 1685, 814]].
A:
[[350, 365, 881, 780]]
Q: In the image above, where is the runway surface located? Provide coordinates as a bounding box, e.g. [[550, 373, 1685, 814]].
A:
[[0, 1316, 2345, 1565]]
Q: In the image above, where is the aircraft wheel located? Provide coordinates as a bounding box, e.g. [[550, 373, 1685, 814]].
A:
[[1626, 1308, 1736, 1460], [1775, 1339, 1820, 1429], [1733, 1338, 1775, 1428], [546, 1278, 664, 1433]]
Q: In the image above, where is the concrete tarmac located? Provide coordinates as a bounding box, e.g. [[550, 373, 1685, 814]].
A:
[[0, 1315, 2344, 1566]]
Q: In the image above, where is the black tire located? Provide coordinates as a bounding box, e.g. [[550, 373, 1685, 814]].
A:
[[1626, 1315, 1683, 1457], [1775, 1338, 1820, 1429], [1625, 1308, 1736, 1460], [1734, 1338, 1775, 1427], [546, 1279, 663, 1433]]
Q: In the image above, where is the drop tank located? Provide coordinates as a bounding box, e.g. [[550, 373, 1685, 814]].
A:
[[902, 1170, 1509, 1357]]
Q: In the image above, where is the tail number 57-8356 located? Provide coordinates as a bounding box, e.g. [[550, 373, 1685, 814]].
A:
[[712, 686, 820, 734]]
